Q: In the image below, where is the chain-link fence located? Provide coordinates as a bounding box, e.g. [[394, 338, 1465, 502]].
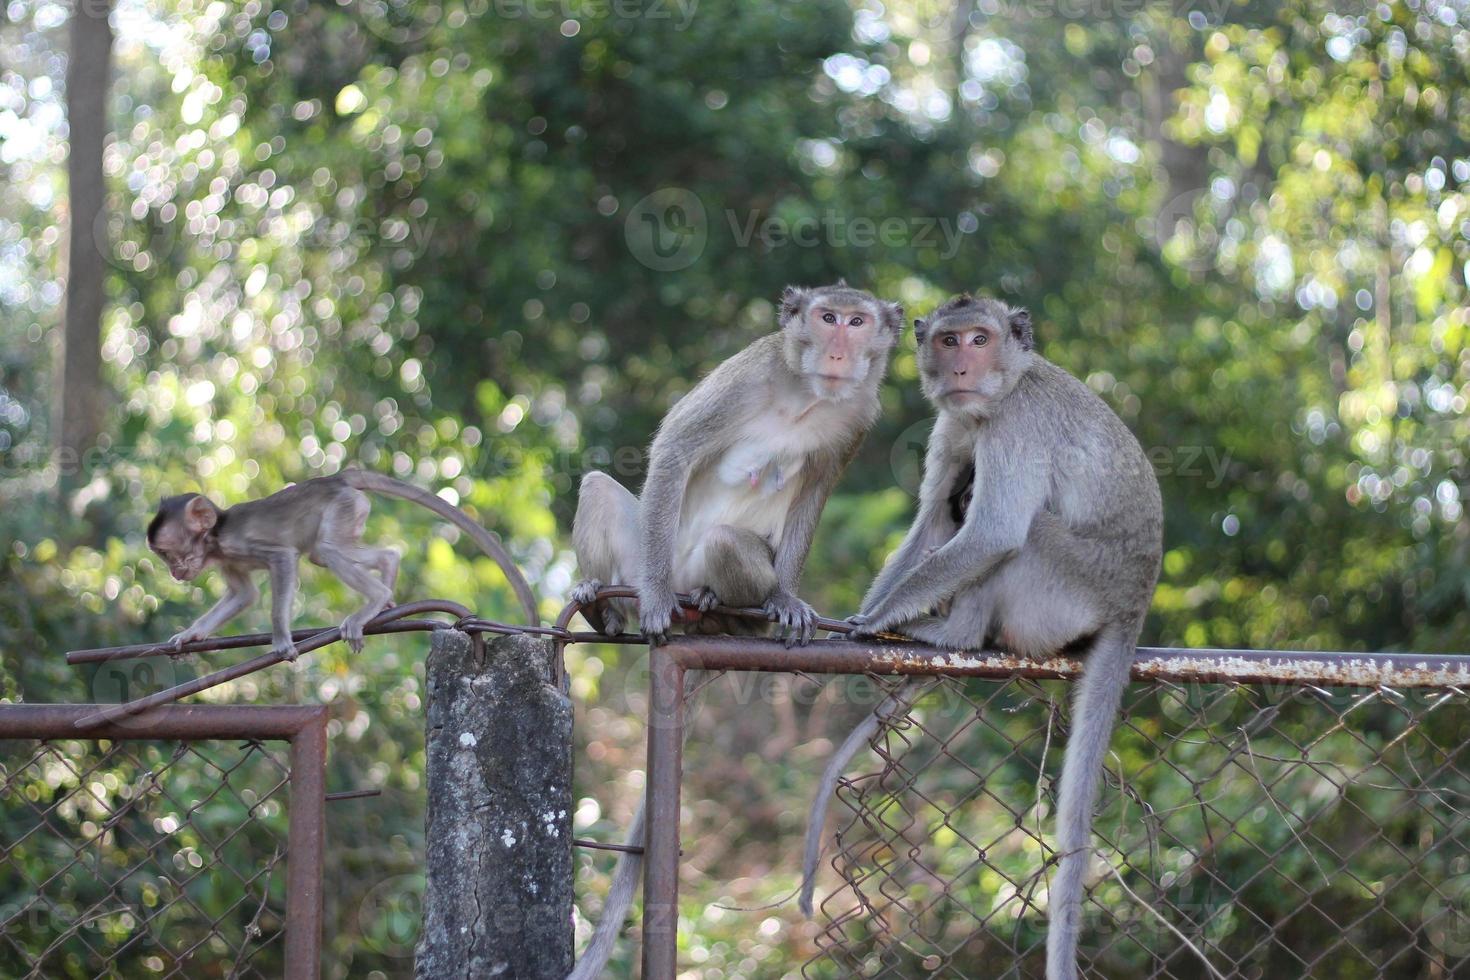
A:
[[0, 705, 326, 980], [800, 674, 1470, 978], [633, 638, 1470, 979]]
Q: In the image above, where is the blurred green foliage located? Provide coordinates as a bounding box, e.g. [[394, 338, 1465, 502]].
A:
[[1, 0, 1467, 975]]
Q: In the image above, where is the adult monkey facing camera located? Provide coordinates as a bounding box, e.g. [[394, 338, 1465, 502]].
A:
[[571, 280, 903, 644], [800, 295, 1162, 980], [567, 281, 902, 980], [147, 470, 538, 658]]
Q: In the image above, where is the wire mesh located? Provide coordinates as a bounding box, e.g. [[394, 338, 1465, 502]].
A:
[[0, 736, 293, 978], [800, 674, 1470, 979]]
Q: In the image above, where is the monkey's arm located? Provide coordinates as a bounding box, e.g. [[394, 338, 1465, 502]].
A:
[[857, 502, 950, 617], [638, 406, 731, 643], [858, 415, 967, 616], [765, 442, 857, 645], [857, 448, 1048, 635], [261, 547, 302, 660], [170, 567, 259, 646]]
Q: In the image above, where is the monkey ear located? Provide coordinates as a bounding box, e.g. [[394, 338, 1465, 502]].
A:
[[779, 285, 808, 325], [913, 316, 929, 344], [1008, 307, 1034, 351], [182, 495, 218, 534], [834, 277, 848, 288], [881, 301, 904, 336]]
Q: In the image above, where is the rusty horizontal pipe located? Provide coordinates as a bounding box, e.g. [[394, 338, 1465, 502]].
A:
[[65, 599, 473, 665], [549, 586, 864, 688], [0, 703, 327, 740], [660, 636, 1470, 689]]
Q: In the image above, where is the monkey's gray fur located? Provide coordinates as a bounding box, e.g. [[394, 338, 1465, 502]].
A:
[[568, 282, 901, 979], [801, 295, 1162, 980]]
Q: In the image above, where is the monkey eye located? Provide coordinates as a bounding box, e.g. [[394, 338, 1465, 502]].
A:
[[849, 315, 864, 327], [974, 334, 988, 347], [941, 335, 959, 348], [821, 311, 837, 324]]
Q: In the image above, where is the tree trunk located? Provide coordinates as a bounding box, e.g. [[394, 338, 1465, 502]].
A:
[[57, 0, 113, 488], [416, 630, 574, 979]]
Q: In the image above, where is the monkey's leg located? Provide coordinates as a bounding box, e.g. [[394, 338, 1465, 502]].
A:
[[263, 549, 302, 660], [985, 543, 1103, 658], [897, 581, 998, 651], [683, 524, 777, 635], [571, 471, 640, 635], [315, 494, 394, 652], [318, 548, 394, 653], [330, 545, 399, 610], [369, 547, 400, 598]]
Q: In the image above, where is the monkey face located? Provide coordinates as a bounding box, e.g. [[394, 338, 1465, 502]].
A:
[[921, 320, 1008, 407], [148, 528, 209, 581], [779, 283, 902, 399], [915, 296, 1034, 416], [146, 493, 220, 581]]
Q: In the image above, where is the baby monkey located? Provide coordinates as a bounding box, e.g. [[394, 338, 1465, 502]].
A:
[[147, 470, 537, 658]]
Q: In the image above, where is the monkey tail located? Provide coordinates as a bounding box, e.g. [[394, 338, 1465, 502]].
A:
[[340, 469, 539, 623], [799, 677, 919, 918], [1046, 623, 1137, 980], [568, 803, 645, 980]]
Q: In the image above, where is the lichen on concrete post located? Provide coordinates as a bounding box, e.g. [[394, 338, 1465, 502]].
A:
[[416, 629, 573, 979]]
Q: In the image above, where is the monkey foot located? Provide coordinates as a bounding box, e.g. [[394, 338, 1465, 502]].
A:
[[689, 587, 721, 613], [570, 579, 603, 607]]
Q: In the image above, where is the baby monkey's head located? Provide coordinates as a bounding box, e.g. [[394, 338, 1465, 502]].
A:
[[147, 493, 220, 581]]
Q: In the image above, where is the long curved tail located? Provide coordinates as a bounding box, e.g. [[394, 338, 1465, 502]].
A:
[[799, 677, 919, 918], [341, 469, 538, 623], [567, 804, 645, 980], [1046, 624, 1136, 980]]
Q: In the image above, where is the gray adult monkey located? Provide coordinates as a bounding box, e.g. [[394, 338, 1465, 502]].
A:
[[801, 295, 1162, 980], [569, 280, 902, 979]]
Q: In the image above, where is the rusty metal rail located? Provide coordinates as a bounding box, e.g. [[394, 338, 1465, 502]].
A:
[[0, 704, 327, 979]]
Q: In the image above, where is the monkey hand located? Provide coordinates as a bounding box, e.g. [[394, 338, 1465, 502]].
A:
[[272, 637, 300, 662], [688, 586, 721, 613], [844, 613, 880, 641], [637, 584, 682, 646], [762, 591, 817, 647], [569, 579, 603, 607]]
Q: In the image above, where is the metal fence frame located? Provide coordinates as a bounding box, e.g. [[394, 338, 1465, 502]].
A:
[[640, 635, 1470, 979], [0, 703, 327, 980]]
